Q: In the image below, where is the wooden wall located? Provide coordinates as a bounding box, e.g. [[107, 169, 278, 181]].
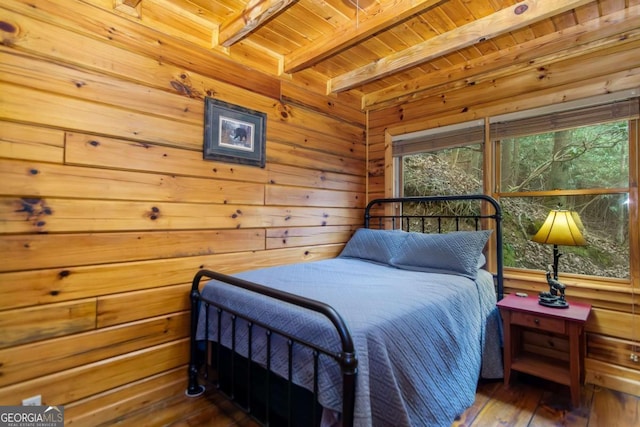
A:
[[2, 0, 639, 423], [0, 0, 365, 424], [367, 35, 640, 396]]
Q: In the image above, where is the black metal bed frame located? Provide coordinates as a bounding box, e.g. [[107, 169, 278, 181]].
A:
[[185, 195, 503, 426]]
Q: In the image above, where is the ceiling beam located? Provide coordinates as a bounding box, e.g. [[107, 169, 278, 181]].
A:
[[151, 0, 219, 30], [363, 5, 640, 110], [330, 0, 593, 93], [114, 0, 142, 17], [218, 0, 297, 48], [283, 0, 446, 74]]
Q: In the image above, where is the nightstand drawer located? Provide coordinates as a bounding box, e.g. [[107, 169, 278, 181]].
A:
[[511, 311, 566, 333]]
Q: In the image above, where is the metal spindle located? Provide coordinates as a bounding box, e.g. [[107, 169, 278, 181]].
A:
[[313, 351, 319, 427], [247, 322, 253, 412], [203, 303, 211, 381], [214, 308, 222, 383], [287, 339, 293, 427], [265, 330, 272, 425], [230, 314, 237, 399]]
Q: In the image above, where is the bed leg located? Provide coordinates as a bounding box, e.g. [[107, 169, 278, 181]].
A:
[[186, 286, 206, 398], [186, 364, 205, 397]]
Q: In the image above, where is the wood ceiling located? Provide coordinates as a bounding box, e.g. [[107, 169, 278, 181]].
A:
[[115, 0, 639, 110]]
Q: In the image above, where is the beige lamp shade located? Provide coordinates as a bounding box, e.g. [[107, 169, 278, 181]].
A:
[[532, 210, 586, 246]]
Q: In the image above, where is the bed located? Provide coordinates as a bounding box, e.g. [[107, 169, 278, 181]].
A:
[[186, 195, 504, 427]]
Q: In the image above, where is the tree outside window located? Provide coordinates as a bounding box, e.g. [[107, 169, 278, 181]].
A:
[[497, 120, 630, 279]]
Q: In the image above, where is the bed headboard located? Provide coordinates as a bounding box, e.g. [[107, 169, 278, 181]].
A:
[[363, 194, 504, 300]]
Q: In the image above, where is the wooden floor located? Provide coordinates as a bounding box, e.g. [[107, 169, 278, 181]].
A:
[[124, 375, 639, 427]]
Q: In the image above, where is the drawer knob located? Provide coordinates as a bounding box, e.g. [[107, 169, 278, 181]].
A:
[[534, 318, 540, 324]]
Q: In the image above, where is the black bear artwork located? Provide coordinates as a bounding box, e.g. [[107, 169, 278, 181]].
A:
[[203, 97, 265, 167], [231, 127, 247, 142]]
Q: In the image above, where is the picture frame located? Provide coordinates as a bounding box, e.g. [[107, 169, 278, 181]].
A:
[[203, 97, 267, 168]]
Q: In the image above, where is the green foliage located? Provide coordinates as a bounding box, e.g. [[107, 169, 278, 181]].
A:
[[503, 243, 516, 266], [501, 121, 629, 192]]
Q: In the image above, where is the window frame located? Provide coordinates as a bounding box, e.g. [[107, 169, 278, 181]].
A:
[[391, 97, 639, 289]]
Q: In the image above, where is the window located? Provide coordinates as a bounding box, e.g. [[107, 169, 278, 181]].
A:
[[492, 101, 637, 279], [394, 120, 484, 197], [402, 146, 483, 197], [393, 95, 639, 281]]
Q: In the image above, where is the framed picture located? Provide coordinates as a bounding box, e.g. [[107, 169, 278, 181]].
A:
[[203, 97, 267, 168]]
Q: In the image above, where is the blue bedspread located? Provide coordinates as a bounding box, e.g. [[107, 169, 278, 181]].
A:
[[197, 258, 502, 427]]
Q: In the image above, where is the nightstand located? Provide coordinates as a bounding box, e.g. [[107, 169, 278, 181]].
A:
[[497, 293, 592, 407]]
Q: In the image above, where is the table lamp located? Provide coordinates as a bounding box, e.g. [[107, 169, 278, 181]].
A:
[[531, 209, 586, 280]]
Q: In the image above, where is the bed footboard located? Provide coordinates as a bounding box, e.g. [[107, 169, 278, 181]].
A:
[[186, 269, 358, 427]]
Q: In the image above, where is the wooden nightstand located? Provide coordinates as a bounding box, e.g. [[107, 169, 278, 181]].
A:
[[497, 293, 592, 407]]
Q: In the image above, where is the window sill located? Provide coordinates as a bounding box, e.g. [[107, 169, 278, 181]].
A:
[[504, 267, 633, 292]]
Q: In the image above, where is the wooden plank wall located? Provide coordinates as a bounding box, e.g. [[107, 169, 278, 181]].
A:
[[367, 30, 640, 396], [0, 0, 365, 424]]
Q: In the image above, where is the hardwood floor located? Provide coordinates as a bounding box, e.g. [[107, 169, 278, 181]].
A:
[[453, 376, 639, 427], [127, 375, 639, 427]]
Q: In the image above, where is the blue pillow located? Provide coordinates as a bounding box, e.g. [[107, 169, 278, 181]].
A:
[[390, 230, 492, 279], [339, 228, 407, 265]]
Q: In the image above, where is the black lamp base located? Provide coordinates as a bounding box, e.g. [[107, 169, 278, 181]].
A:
[[538, 295, 569, 308], [551, 244, 561, 280]]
